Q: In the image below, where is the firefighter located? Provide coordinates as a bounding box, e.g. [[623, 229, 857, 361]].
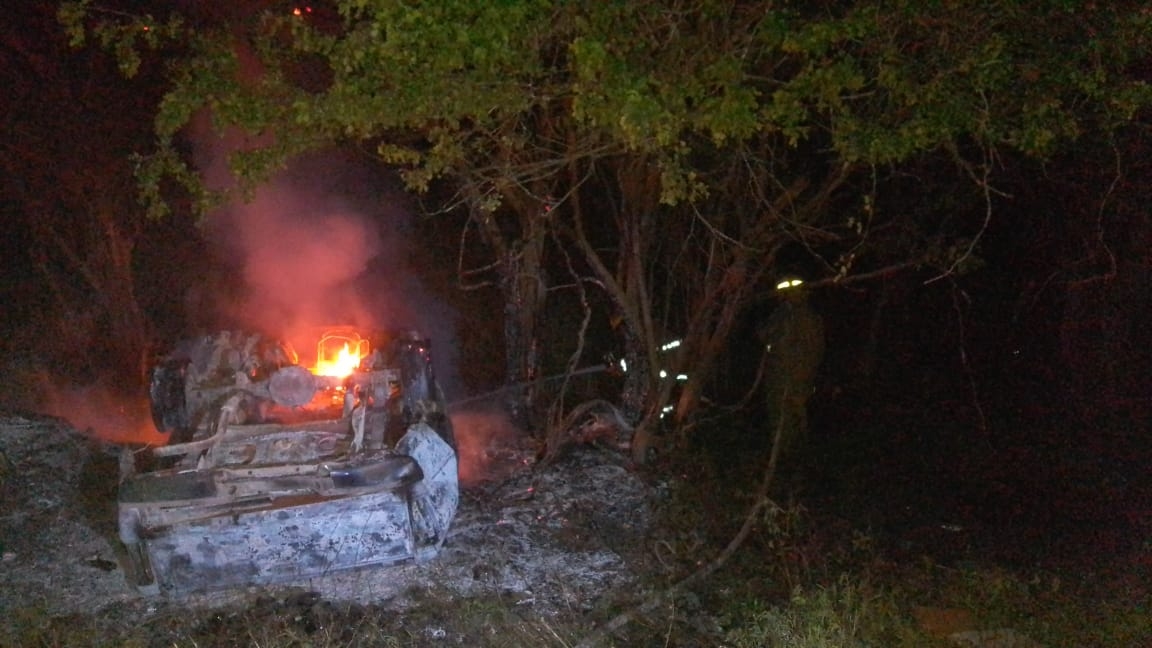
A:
[[760, 276, 825, 461]]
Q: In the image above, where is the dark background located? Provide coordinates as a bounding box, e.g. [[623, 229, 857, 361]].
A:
[[2, 3, 1149, 570]]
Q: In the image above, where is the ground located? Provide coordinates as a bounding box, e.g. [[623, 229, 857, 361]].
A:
[[0, 409, 663, 646], [2, 408, 1150, 646]]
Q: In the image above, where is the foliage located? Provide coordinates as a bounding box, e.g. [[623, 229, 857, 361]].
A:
[[59, 0, 1152, 210], [722, 576, 909, 648], [59, 0, 1152, 454]]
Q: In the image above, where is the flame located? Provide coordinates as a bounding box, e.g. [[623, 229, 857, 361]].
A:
[[313, 342, 364, 378]]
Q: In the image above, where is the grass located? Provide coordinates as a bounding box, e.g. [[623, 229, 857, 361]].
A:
[[717, 558, 1151, 647], [721, 577, 915, 648], [6, 531, 1150, 647]]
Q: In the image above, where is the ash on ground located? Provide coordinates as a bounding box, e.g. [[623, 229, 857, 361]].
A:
[[0, 409, 659, 637], [0, 413, 139, 616]]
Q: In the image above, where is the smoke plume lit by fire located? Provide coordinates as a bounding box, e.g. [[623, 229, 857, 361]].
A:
[[40, 37, 464, 448], [40, 380, 168, 446], [182, 38, 461, 397], [449, 409, 523, 486]]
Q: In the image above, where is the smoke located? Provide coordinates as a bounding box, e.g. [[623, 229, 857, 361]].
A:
[[449, 408, 524, 486], [17, 25, 467, 448], [39, 378, 168, 446], [202, 156, 390, 336], [186, 40, 461, 395]]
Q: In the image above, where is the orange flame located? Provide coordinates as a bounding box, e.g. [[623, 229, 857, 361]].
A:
[[313, 342, 365, 377]]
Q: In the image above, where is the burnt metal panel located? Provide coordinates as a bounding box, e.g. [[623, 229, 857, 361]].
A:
[[121, 330, 459, 596], [119, 422, 458, 595]]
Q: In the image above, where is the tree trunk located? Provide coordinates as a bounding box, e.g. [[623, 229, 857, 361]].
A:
[[501, 227, 547, 427], [468, 182, 552, 431]]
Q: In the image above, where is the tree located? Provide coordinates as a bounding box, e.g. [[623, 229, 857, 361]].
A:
[[64, 0, 1151, 460], [1, 3, 168, 389]]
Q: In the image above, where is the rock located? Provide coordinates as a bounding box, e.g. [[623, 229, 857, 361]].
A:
[[912, 604, 1043, 648], [949, 628, 1045, 648], [914, 605, 977, 637]]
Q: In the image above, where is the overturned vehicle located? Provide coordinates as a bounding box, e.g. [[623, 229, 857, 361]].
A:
[[118, 328, 458, 596]]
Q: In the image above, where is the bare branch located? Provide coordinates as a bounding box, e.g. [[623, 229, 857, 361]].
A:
[[923, 149, 999, 285], [574, 387, 791, 648], [1070, 137, 1122, 288]]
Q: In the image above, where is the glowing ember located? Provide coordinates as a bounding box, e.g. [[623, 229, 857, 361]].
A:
[[313, 341, 365, 377]]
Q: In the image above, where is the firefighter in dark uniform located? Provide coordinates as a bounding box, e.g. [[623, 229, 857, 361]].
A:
[[760, 277, 825, 461]]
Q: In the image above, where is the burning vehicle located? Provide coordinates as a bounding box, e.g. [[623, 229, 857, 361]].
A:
[[118, 328, 458, 595]]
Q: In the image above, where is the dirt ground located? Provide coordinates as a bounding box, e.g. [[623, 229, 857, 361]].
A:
[[0, 409, 662, 644]]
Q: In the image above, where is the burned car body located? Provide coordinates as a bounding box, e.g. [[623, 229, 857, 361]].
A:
[[120, 329, 458, 595]]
